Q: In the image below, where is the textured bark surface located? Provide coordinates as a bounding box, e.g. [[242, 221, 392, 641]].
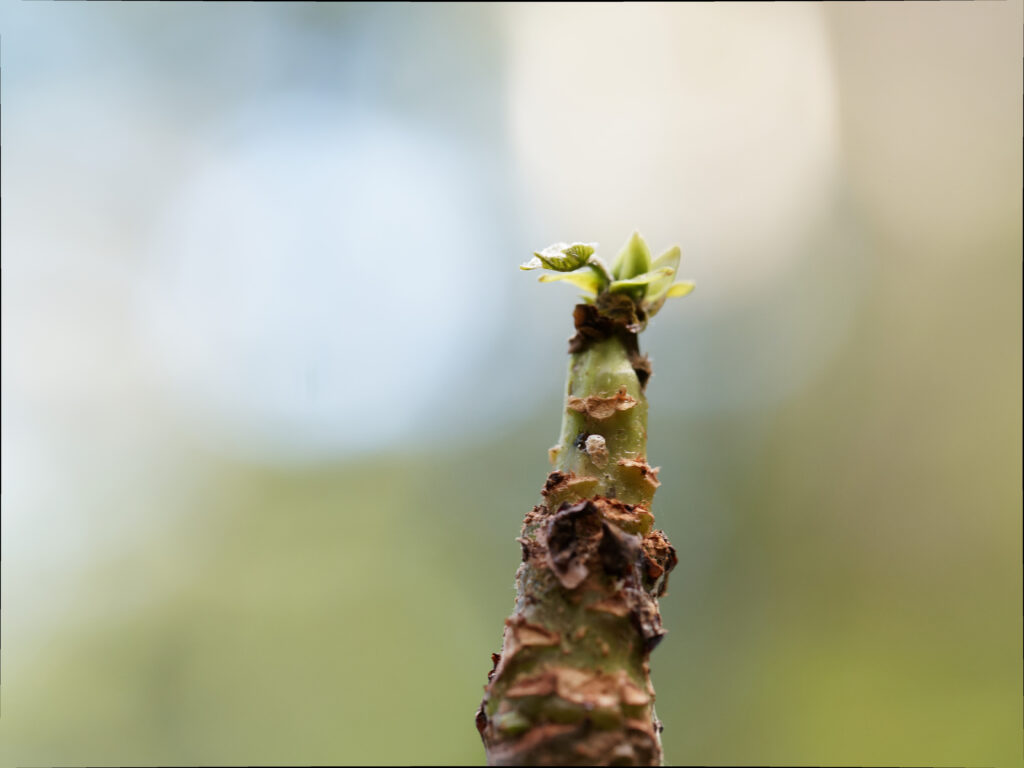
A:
[[476, 306, 678, 766]]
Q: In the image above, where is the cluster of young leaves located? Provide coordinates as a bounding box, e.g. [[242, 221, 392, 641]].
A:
[[520, 232, 694, 319]]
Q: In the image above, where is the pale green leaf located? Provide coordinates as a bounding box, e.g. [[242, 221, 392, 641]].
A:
[[666, 281, 695, 298], [538, 269, 602, 295], [607, 266, 674, 293], [585, 255, 615, 286], [644, 279, 695, 318], [532, 242, 597, 272], [651, 245, 681, 272], [561, 243, 597, 263], [611, 231, 652, 280], [646, 246, 681, 303]]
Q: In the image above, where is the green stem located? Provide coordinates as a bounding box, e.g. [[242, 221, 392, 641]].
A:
[[554, 336, 651, 505], [476, 321, 677, 766]]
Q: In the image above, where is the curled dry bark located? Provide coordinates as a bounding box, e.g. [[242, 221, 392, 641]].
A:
[[477, 236, 690, 765]]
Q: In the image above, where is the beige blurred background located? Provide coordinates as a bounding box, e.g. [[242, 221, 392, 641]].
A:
[[1, 2, 1021, 765]]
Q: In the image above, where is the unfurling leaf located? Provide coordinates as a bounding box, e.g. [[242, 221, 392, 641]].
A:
[[528, 242, 597, 272], [560, 243, 597, 263]]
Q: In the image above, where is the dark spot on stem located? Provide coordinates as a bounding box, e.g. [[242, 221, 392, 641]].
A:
[[517, 537, 531, 562], [596, 292, 643, 333], [629, 352, 652, 390], [598, 522, 638, 578], [544, 471, 568, 493], [568, 304, 619, 354], [643, 632, 666, 654], [544, 500, 603, 590], [630, 594, 668, 654], [475, 704, 488, 736], [641, 529, 678, 596], [487, 652, 501, 682]]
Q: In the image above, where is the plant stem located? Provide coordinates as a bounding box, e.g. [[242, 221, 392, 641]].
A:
[[476, 316, 677, 766], [554, 336, 650, 503]]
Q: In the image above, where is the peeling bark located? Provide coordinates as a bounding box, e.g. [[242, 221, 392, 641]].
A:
[[477, 305, 678, 766], [567, 386, 638, 421]]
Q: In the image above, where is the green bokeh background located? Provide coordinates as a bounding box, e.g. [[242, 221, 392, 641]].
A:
[[2, 3, 1021, 766]]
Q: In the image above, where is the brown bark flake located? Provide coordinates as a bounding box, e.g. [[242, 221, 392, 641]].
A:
[[542, 472, 600, 510], [543, 500, 604, 590], [597, 522, 640, 579], [505, 673, 557, 699], [537, 498, 654, 589], [486, 723, 580, 766], [616, 458, 661, 492], [624, 718, 657, 740], [567, 385, 638, 420], [487, 652, 502, 683], [508, 616, 561, 648], [641, 529, 678, 597], [626, 587, 667, 653], [597, 497, 654, 536], [586, 594, 631, 618], [523, 505, 550, 527], [505, 667, 651, 711]]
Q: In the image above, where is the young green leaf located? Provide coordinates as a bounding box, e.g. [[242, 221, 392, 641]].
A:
[[644, 279, 695, 318], [611, 231, 652, 280], [524, 242, 597, 272], [538, 270, 603, 295], [645, 246, 681, 304], [666, 281, 695, 298], [607, 266, 675, 293], [561, 243, 597, 263]]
